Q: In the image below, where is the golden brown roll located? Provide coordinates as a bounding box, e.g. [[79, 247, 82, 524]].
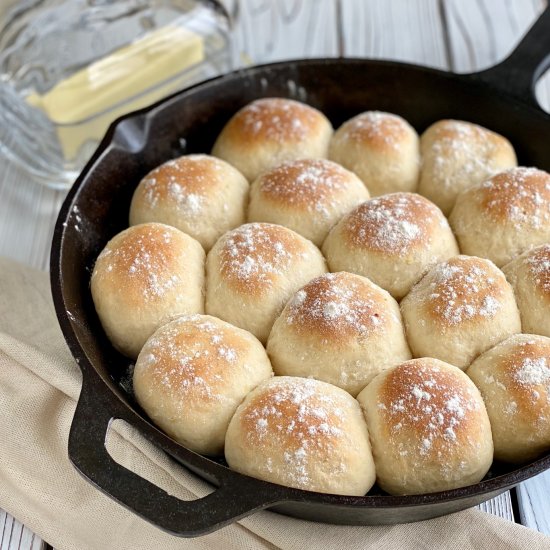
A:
[[357, 358, 493, 495], [225, 376, 376, 495], [419, 119, 517, 215], [502, 244, 550, 338], [329, 111, 420, 196], [248, 158, 369, 246], [211, 98, 333, 181], [91, 223, 205, 358], [449, 167, 550, 267], [267, 272, 411, 396], [400, 256, 521, 369], [206, 223, 327, 343], [133, 314, 273, 455], [322, 193, 459, 299], [467, 334, 550, 463], [129, 154, 249, 251]]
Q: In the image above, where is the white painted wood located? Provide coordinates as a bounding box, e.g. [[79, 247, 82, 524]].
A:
[[0, 511, 44, 550], [339, 0, 448, 68], [477, 491, 515, 519], [229, 0, 339, 63], [0, 160, 65, 271], [444, 0, 549, 111], [517, 471, 550, 536]]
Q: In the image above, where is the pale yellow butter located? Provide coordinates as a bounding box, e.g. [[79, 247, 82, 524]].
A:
[[27, 24, 204, 160]]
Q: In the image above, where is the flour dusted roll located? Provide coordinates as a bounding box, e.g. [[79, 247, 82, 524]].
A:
[[129, 154, 249, 251], [357, 358, 493, 495], [91, 223, 204, 358], [400, 256, 521, 369], [329, 111, 420, 196], [212, 98, 333, 181], [225, 376, 376, 495], [419, 120, 517, 215], [467, 334, 550, 463], [133, 314, 273, 455], [503, 244, 550, 338], [449, 167, 550, 267], [248, 159, 369, 246], [322, 193, 459, 299], [206, 223, 327, 343], [267, 272, 411, 396]]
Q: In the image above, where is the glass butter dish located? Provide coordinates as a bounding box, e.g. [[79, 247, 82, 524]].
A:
[[0, 0, 233, 189]]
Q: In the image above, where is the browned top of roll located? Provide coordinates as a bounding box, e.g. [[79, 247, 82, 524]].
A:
[[334, 111, 413, 153], [254, 159, 360, 208], [411, 256, 508, 328], [476, 167, 550, 225], [219, 98, 329, 145], [480, 334, 550, 423], [92, 223, 199, 306], [421, 119, 512, 153], [282, 272, 398, 341], [342, 193, 446, 255], [378, 358, 485, 456], [134, 154, 237, 212], [136, 315, 252, 403], [238, 377, 350, 457], [216, 223, 312, 295]]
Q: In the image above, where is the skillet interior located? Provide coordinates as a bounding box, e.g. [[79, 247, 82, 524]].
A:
[[51, 58, 550, 528]]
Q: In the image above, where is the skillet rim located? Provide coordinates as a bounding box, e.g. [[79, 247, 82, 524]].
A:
[[50, 56, 550, 514]]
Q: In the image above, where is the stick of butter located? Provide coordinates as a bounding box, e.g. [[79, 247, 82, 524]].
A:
[[27, 24, 204, 160]]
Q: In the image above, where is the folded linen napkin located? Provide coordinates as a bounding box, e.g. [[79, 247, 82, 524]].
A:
[[1, 256, 549, 550]]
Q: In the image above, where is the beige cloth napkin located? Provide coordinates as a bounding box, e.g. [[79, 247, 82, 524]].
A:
[[1, 256, 550, 550]]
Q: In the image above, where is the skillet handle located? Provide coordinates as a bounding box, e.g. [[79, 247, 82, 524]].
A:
[[68, 374, 283, 537], [472, 7, 550, 110]]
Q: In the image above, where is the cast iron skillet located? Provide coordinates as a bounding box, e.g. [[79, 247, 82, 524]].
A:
[[51, 9, 550, 538]]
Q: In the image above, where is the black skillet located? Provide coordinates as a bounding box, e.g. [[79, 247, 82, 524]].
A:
[[50, 8, 550, 538]]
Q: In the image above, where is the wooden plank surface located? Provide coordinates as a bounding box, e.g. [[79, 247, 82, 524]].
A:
[[0, 0, 549, 547], [0, 511, 43, 550]]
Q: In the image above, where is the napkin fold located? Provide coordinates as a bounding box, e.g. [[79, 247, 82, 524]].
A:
[[0, 256, 549, 550]]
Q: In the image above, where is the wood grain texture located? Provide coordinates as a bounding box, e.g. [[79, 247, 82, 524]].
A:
[[0, 161, 64, 271], [477, 491, 515, 520], [0, 511, 44, 550], [228, 0, 339, 62], [517, 472, 550, 536], [444, 0, 549, 111], [339, 0, 448, 68], [1, 1, 549, 547]]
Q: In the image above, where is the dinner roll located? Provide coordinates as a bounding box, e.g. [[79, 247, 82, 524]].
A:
[[449, 167, 550, 267], [400, 256, 521, 369], [328, 111, 420, 196], [248, 159, 369, 246], [129, 154, 249, 251], [267, 272, 411, 396], [212, 98, 333, 181], [467, 334, 550, 463], [206, 223, 327, 343], [503, 244, 550, 337], [225, 376, 376, 495], [419, 120, 517, 215], [357, 358, 493, 495], [91, 223, 204, 358], [133, 315, 273, 455], [322, 193, 459, 299]]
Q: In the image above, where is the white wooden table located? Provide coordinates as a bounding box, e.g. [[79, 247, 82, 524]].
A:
[[1, 0, 549, 548]]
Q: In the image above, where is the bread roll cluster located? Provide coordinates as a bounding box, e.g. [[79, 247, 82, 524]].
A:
[[90, 97, 550, 498]]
